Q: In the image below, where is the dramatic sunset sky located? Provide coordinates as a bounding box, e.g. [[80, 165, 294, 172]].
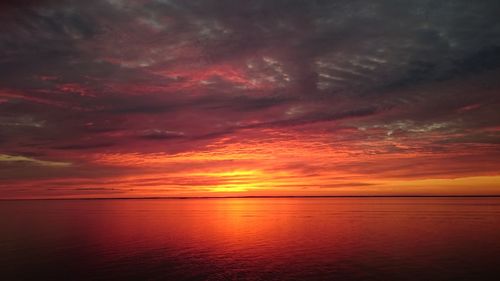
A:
[[1, 0, 500, 198]]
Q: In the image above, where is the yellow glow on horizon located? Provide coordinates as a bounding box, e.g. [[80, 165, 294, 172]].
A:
[[380, 175, 500, 195], [197, 170, 266, 192]]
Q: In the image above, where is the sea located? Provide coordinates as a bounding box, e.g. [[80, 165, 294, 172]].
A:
[[1, 197, 500, 281]]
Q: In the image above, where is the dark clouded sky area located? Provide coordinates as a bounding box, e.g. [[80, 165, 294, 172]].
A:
[[1, 0, 500, 198]]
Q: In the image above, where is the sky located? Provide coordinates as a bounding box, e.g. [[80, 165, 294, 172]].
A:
[[1, 0, 500, 199]]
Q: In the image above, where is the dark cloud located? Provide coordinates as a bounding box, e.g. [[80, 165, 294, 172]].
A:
[[51, 142, 115, 150], [137, 129, 185, 140]]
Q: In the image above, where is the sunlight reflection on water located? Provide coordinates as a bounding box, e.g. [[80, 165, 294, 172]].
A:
[[1, 198, 500, 281]]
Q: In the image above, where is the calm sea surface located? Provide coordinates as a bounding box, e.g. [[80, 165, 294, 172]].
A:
[[1, 198, 500, 281]]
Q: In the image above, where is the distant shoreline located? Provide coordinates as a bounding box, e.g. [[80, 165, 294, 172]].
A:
[[2, 195, 500, 201]]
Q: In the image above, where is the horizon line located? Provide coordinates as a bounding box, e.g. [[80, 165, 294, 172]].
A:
[[2, 195, 500, 201]]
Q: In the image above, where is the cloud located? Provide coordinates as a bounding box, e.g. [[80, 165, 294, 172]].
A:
[[51, 142, 115, 150], [0, 154, 71, 167], [1, 0, 500, 197]]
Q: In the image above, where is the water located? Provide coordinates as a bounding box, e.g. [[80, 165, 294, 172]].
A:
[[1, 198, 500, 281]]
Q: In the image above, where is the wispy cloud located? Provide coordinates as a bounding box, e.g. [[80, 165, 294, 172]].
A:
[[0, 154, 71, 167]]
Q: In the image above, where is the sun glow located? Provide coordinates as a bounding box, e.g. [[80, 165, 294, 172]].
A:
[[195, 170, 264, 192]]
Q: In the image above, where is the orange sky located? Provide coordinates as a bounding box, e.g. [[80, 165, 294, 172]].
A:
[[2, 127, 499, 198]]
